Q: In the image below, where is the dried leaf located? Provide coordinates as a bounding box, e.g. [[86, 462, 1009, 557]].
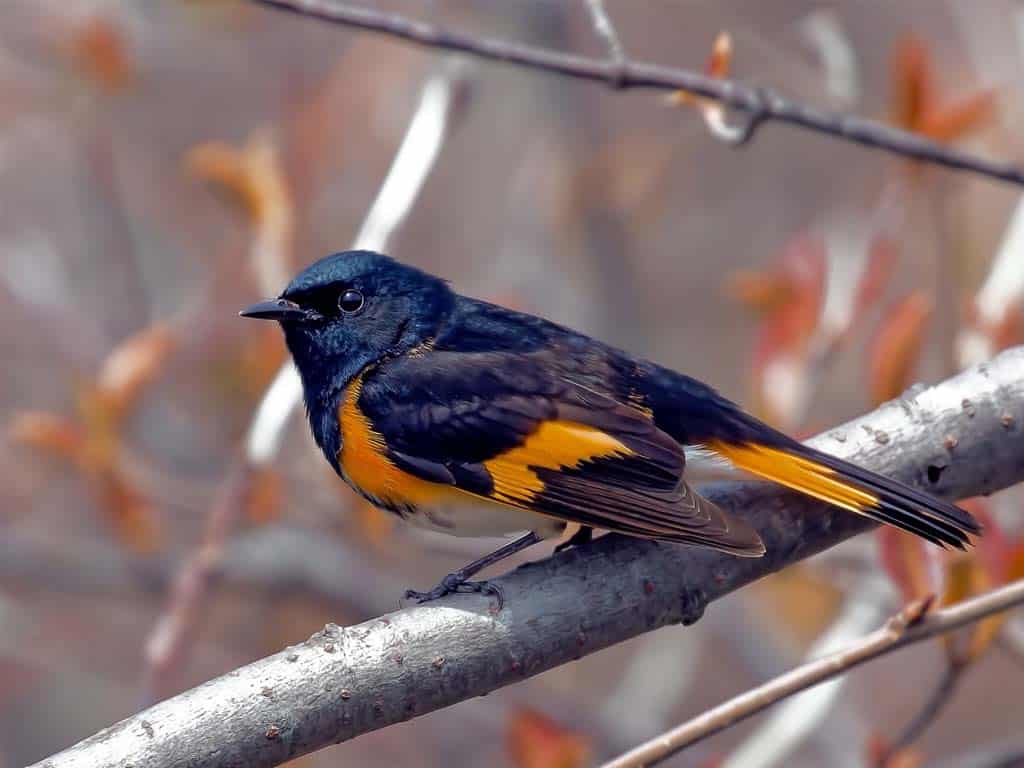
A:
[[92, 465, 161, 554], [941, 554, 1001, 664], [920, 91, 995, 143], [877, 526, 943, 603], [724, 269, 793, 315], [866, 733, 925, 768], [96, 323, 178, 421], [187, 132, 293, 292], [744, 234, 826, 427], [867, 292, 933, 406], [890, 35, 932, 133], [889, 34, 993, 142], [507, 709, 590, 768], [66, 16, 134, 91], [853, 234, 900, 319], [245, 466, 281, 525], [8, 412, 85, 462], [665, 32, 732, 111]]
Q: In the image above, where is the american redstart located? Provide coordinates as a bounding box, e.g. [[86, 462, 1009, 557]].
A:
[[242, 250, 979, 605]]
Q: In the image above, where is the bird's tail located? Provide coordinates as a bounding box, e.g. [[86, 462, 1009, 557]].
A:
[[709, 438, 980, 549]]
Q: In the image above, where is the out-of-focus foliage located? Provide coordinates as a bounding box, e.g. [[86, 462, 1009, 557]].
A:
[[1, 2, 1022, 767]]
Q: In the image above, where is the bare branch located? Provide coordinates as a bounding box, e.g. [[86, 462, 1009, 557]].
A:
[[603, 580, 1024, 768], [30, 347, 1024, 768], [249, 0, 1024, 187]]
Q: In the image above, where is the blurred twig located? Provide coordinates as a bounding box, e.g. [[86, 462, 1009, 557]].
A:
[[605, 581, 1024, 768], [250, 0, 1024, 186], [32, 347, 1024, 768], [874, 659, 966, 767], [583, 0, 624, 77], [720, 574, 890, 768]]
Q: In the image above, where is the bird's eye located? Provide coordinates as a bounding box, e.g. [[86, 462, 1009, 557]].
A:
[[338, 289, 364, 314]]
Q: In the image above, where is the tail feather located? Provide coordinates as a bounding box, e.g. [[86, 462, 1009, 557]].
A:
[[709, 439, 980, 549]]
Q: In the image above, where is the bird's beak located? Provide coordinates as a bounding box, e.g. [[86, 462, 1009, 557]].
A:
[[239, 298, 307, 321]]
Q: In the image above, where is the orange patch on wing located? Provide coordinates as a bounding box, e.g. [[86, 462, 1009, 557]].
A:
[[710, 441, 878, 513], [338, 375, 453, 508], [485, 421, 634, 504]]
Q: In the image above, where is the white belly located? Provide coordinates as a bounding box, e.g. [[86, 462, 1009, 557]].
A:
[[401, 497, 566, 540]]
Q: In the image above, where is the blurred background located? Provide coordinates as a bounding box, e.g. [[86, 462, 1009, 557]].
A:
[[2, 1, 1024, 766]]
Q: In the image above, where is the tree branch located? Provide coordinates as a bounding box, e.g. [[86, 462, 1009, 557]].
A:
[[248, 0, 1024, 187], [603, 580, 1024, 768], [30, 347, 1024, 768]]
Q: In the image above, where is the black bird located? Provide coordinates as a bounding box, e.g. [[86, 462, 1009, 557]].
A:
[[241, 250, 979, 605]]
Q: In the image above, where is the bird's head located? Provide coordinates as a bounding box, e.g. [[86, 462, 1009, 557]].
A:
[[241, 250, 454, 397]]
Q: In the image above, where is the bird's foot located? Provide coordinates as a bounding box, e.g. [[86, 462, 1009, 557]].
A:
[[554, 525, 593, 553], [405, 571, 505, 610]]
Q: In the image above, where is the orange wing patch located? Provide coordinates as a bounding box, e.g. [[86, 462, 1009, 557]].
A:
[[338, 375, 452, 509], [485, 421, 636, 504], [709, 440, 879, 513]]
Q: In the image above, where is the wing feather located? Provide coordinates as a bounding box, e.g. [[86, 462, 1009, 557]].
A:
[[361, 352, 765, 555]]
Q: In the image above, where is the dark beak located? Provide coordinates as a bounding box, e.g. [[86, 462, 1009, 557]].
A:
[[239, 298, 307, 321]]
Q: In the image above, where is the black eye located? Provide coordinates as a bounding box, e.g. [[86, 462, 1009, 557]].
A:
[[338, 289, 364, 314]]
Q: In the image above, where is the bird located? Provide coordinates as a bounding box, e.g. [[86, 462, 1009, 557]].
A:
[[241, 250, 980, 606]]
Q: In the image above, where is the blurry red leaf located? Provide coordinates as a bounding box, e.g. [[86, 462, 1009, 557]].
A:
[[8, 412, 85, 462], [853, 234, 900, 319], [866, 733, 925, 768], [919, 90, 994, 143], [867, 292, 933, 406], [889, 35, 933, 133], [507, 709, 590, 768], [666, 31, 732, 109], [889, 34, 993, 142], [960, 499, 1013, 581], [724, 269, 793, 315], [96, 323, 178, 421], [877, 526, 943, 603], [66, 16, 135, 91], [245, 466, 282, 525], [93, 465, 162, 554], [740, 234, 826, 427], [187, 133, 294, 292], [706, 31, 732, 79], [941, 553, 1002, 664]]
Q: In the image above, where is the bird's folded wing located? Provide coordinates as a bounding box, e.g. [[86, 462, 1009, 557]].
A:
[[361, 353, 764, 555]]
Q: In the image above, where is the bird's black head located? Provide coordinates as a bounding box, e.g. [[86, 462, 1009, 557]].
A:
[[241, 250, 454, 403]]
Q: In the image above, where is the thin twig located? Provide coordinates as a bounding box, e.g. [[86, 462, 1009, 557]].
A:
[[249, 0, 1024, 187], [603, 580, 1024, 768], [583, 0, 625, 82], [141, 460, 252, 702], [720, 574, 891, 768], [875, 659, 966, 767], [30, 347, 1024, 768]]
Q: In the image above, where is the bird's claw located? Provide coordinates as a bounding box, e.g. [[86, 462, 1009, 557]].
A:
[[404, 572, 504, 610]]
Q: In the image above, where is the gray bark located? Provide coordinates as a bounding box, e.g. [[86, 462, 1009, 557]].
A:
[[32, 347, 1024, 768]]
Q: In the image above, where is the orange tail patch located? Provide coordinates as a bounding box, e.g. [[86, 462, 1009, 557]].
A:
[[709, 441, 879, 514]]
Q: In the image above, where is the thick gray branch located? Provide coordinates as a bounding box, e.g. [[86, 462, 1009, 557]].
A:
[[33, 348, 1024, 768]]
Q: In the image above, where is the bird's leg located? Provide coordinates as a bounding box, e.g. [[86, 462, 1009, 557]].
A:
[[554, 525, 593, 553], [405, 531, 542, 609]]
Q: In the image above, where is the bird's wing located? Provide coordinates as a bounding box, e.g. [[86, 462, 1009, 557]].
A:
[[359, 351, 764, 555]]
